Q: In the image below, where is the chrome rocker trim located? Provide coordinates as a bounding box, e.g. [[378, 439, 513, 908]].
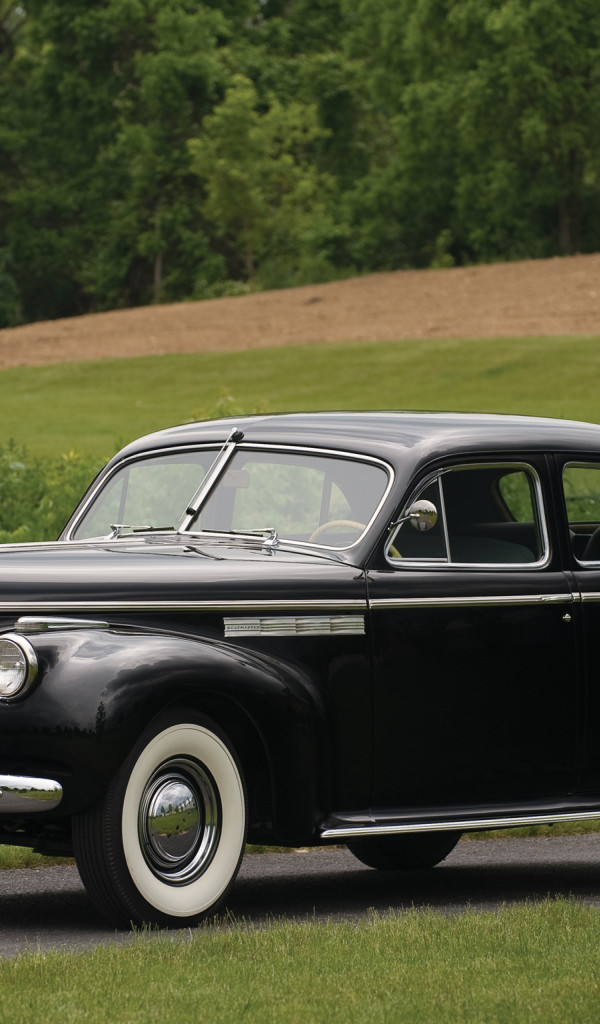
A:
[[321, 807, 600, 840], [0, 775, 63, 813]]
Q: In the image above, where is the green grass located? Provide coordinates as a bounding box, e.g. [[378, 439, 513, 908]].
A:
[[464, 820, 600, 841], [3, 334, 600, 458], [0, 845, 72, 869], [1, 900, 599, 1022]]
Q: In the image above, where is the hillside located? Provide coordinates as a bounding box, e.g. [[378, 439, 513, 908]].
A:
[[1, 253, 599, 370]]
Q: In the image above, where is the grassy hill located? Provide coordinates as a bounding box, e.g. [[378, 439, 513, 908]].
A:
[[3, 333, 599, 460]]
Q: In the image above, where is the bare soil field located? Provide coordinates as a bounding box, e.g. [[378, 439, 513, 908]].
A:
[[1, 253, 599, 369]]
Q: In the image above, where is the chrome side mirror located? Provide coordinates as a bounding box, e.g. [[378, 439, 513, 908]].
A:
[[392, 499, 438, 533]]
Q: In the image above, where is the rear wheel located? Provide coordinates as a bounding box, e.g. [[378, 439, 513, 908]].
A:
[[73, 713, 246, 928], [346, 831, 461, 870]]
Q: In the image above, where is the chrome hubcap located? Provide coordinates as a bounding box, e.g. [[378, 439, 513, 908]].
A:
[[138, 758, 220, 884]]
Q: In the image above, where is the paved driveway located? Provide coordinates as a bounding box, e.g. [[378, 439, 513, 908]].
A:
[[1, 834, 599, 958]]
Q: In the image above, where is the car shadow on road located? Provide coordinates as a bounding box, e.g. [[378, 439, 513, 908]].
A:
[[225, 841, 600, 923]]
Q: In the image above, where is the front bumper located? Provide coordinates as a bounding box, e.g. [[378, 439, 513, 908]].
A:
[[0, 775, 63, 813]]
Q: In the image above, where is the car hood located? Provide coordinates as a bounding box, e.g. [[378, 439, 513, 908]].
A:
[[0, 536, 365, 614]]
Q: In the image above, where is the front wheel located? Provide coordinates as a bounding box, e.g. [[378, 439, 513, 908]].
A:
[[73, 713, 247, 928], [346, 831, 461, 871]]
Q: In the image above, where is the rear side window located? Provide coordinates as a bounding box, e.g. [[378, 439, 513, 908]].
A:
[[563, 463, 600, 562], [387, 463, 547, 566]]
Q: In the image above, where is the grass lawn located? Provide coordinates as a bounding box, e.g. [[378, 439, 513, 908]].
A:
[[0, 900, 599, 1023], [3, 333, 600, 459]]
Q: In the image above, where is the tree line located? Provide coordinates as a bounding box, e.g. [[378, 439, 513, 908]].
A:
[[1, 0, 599, 328]]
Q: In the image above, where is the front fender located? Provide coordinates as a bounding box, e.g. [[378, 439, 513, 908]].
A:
[[0, 627, 331, 840]]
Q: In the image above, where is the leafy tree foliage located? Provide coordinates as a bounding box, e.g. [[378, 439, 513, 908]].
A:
[[188, 74, 342, 289], [346, 0, 600, 266], [1, 0, 600, 325]]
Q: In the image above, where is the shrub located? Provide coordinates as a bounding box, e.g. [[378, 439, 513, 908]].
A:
[[0, 441, 102, 543]]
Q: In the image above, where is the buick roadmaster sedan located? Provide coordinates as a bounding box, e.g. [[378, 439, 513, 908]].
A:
[[2, 410, 600, 927]]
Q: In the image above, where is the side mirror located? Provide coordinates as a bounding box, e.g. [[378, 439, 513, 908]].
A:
[[392, 499, 438, 533]]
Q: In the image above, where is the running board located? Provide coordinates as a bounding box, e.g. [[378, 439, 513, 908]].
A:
[[321, 807, 600, 840]]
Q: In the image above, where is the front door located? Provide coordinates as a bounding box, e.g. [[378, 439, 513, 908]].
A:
[[367, 458, 578, 813], [560, 458, 600, 793]]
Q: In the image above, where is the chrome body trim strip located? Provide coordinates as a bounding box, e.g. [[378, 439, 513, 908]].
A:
[[15, 616, 110, 634], [0, 596, 576, 616], [580, 593, 600, 602], [0, 596, 575, 615], [0, 775, 63, 813], [370, 594, 574, 611], [224, 615, 366, 637], [0, 599, 368, 614], [321, 808, 600, 840]]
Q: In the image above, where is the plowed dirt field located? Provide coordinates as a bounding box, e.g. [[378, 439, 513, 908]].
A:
[[1, 253, 599, 369]]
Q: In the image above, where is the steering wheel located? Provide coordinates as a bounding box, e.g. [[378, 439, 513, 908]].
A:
[[309, 520, 366, 543]]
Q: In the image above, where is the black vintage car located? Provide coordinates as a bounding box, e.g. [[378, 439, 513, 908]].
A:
[[2, 410, 600, 927]]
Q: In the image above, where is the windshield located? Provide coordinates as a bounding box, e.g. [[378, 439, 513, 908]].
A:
[[71, 449, 218, 539], [71, 445, 390, 549]]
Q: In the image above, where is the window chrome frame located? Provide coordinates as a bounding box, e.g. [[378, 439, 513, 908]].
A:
[[384, 460, 550, 571]]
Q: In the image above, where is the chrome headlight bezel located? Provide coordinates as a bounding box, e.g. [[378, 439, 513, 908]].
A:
[[0, 634, 39, 700]]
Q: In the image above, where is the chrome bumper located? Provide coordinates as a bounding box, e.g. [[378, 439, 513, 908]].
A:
[[0, 775, 62, 813]]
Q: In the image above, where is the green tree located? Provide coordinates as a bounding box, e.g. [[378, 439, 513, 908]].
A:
[[79, 1, 231, 309], [0, 1, 242, 321], [188, 74, 340, 290], [345, 0, 600, 266]]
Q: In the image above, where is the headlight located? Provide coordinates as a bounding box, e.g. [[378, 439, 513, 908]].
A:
[[0, 635, 38, 699]]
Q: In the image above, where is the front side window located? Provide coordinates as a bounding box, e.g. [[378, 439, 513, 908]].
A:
[[563, 463, 600, 562], [387, 463, 547, 566]]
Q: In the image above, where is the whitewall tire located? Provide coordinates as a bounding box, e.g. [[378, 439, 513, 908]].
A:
[[73, 713, 247, 928]]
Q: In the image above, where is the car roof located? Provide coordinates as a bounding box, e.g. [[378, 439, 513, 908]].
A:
[[114, 411, 600, 468]]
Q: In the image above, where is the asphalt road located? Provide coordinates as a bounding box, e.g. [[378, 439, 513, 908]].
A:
[[1, 833, 600, 958]]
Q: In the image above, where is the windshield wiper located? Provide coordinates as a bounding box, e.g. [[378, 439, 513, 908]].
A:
[[177, 428, 244, 534]]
